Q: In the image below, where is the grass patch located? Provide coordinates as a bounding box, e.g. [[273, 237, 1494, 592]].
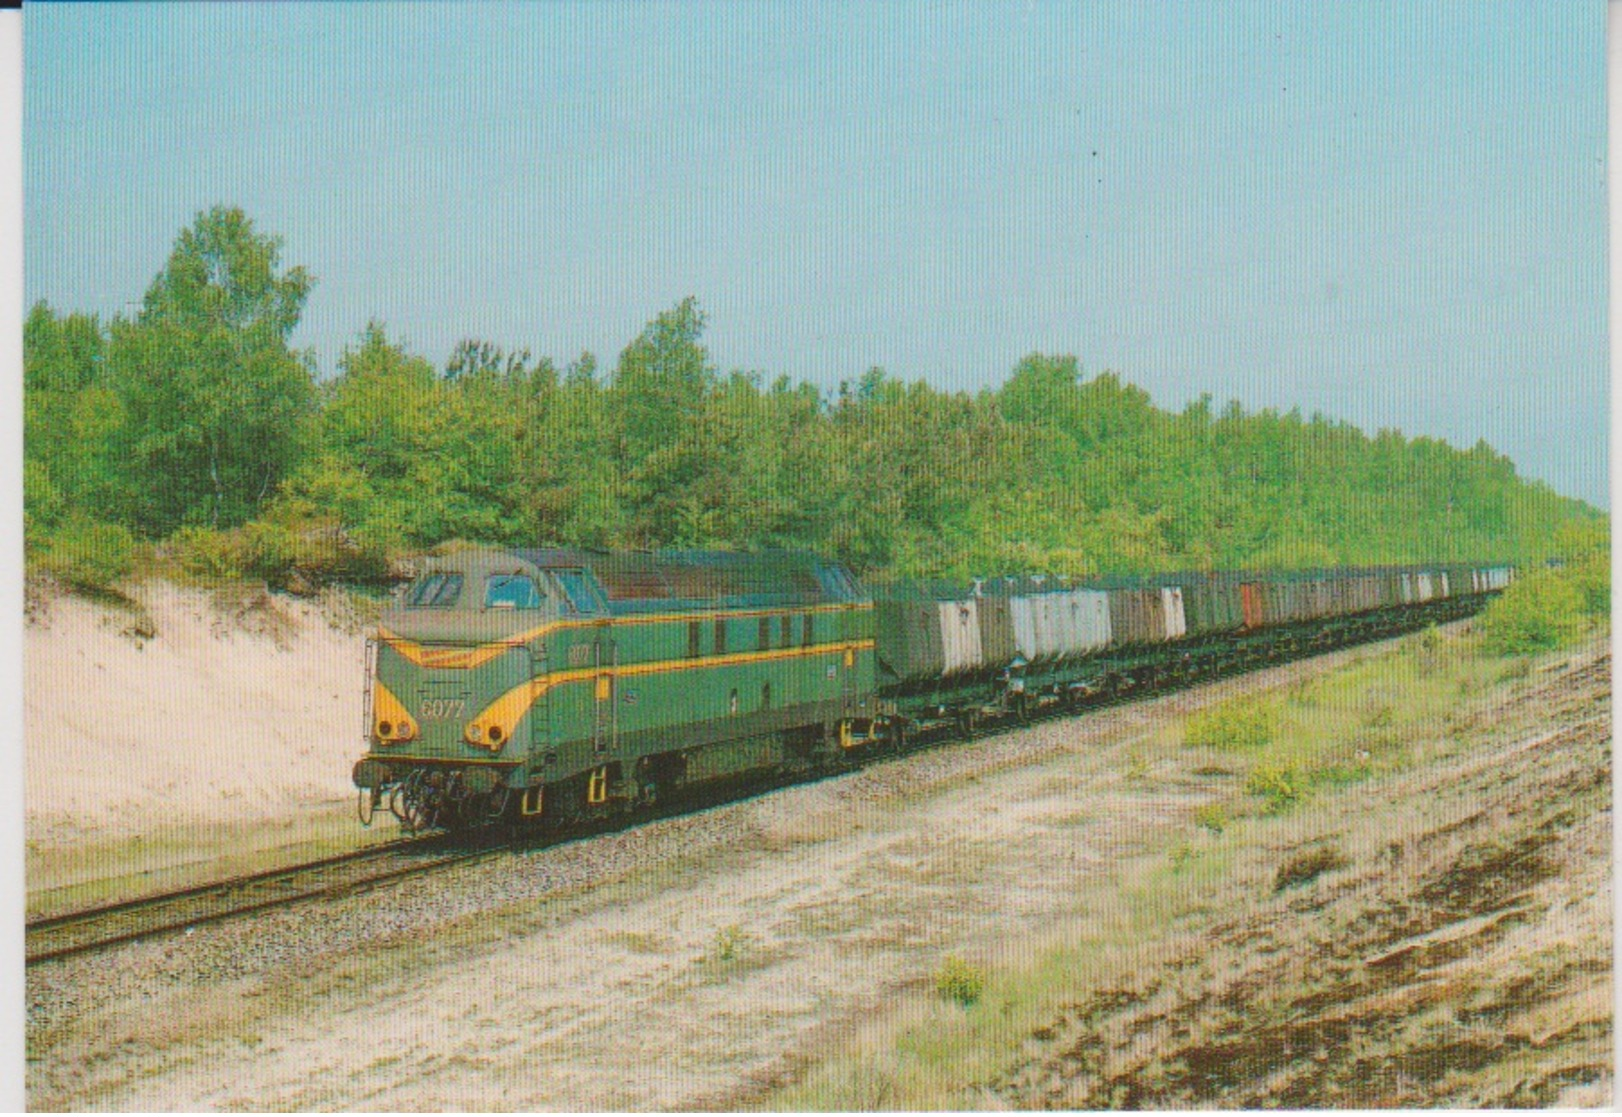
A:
[[933, 956, 985, 1007], [1183, 696, 1278, 750]]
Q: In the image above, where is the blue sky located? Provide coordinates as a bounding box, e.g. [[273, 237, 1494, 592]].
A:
[[24, 1, 1608, 506]]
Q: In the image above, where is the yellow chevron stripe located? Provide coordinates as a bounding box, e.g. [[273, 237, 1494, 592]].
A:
[[471, 639, 876, 747], [379, 601, 872, 670], [371, 680, 416, 743]]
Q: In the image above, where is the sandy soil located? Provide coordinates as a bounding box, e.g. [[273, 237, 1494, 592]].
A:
[[25, 582, 370, 855], [26, 633, 1487, 1111]]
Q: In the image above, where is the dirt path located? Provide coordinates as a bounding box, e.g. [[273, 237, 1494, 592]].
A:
[[27, 639, 1396, 1110]]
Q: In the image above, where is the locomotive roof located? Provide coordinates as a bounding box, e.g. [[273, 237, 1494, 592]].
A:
[[511, 548, 866, 613]]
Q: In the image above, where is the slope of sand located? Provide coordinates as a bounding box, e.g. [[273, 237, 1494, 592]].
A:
[[24, 582, 371, 851]]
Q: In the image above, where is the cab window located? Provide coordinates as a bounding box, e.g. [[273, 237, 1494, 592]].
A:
[[484, 574, 543, 610], [553, 569, 607, 614], [407, 572, 464, 608]]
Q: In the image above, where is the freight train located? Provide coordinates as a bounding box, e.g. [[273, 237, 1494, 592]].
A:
[[350, 548, 1513, 831]]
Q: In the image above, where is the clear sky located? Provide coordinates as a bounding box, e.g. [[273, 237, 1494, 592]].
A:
[[24, 1, 1608, 507]]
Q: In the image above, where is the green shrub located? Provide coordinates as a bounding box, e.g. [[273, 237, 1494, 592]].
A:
[[1245, 763, 1302, 814], [1477, 569, 1588, 655], [241, 519, 301, 582], [1567, 554, 1610, 619], [172, 525, 247, 581], [933, 956, 984, 1008], [23, 459, 64, 547], [1185, 698, 1277, 750], [711, 924, 746, 963], [38, 515, 135, 589], [275, 517, 398, 589], [1193, 803, 1228, 834], [1311, 762, 1373, 789]]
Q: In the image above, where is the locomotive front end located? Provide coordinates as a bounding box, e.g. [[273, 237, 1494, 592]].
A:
[[353, 549, 554, 830]]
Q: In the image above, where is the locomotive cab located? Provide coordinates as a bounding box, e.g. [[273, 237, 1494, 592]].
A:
[[354, 548, 579, 829]]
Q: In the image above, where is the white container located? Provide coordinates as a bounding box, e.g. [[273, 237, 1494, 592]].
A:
[[1011, 593, 1075, 662], [1160, 587, 1188, 640], [938, 599, 984, 675], [1070, 589, 1113, 653], [1010, 596, 1043, 661]]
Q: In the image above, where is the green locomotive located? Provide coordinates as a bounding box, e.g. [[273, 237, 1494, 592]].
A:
[[352, 548, 876, 829]]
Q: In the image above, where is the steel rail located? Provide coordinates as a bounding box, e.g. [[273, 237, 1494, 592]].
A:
[[25, 836, 498, 965]]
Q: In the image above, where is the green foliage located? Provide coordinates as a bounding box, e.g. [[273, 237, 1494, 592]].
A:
[[1184, 698, 1278, 750], [933, 956, 984, 1008], [1193, 804, 1228, 834], [1567, 555, 1610, 619], [20, 207, 1605, 586], [1245, 763, 1302, 813], [172, 526, 248, 581], [1477, 568, 1590, 655], [104, 206, 317, 533], [23, 458, 64, 547], [36, 516, 137, 590], [711, 924, 747, 964]]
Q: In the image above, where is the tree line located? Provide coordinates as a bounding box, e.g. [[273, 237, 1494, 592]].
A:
[[24, 206, 1601, 592]]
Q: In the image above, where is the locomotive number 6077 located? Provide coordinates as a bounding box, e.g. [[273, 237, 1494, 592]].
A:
[[419, 698, 467, 720]]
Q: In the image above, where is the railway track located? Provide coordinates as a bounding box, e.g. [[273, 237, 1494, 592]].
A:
[[24, 836, 503, 965], [26, 611, 1470, 968]]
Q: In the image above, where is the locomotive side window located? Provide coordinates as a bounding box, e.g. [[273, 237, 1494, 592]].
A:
[[407, 572, 463, 608], [714, 617, 727, 655], [758, 616, 772, 651], [688, 620, 702, 658], [780, 615, 792, 645], [554, 569, 607, 614], [542, 573, 577, 613], [484, 574, 543, 610], [802, 613, 814, 646]]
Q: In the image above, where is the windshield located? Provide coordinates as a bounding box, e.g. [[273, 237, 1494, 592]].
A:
[[484, 574, 544, 610], [406, 572, 464, 608]]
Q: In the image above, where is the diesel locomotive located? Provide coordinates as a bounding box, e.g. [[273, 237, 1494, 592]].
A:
[[351, 548, 1512, 831]]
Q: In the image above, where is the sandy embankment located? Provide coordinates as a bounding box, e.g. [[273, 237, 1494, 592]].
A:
[[24, 582, 372, 857]]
